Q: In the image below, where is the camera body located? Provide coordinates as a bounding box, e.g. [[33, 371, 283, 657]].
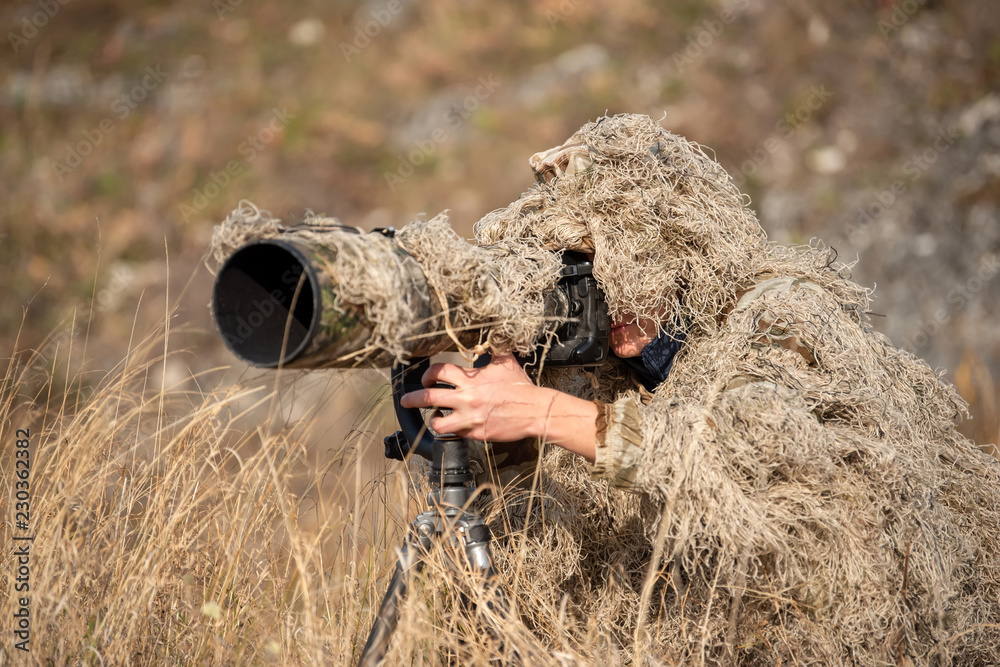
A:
[[520, 250, 610, 369]]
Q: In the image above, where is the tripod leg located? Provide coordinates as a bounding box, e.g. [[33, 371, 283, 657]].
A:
[[464, 540, 510, 617], [358, 561, 409, 667], [462, 525, 521, 665], [358, 516, 433, 667]]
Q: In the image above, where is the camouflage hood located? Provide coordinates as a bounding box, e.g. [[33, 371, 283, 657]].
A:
[[474, 113, 867, 337]]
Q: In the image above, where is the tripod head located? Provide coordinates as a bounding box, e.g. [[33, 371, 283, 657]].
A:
[[384, 358, 436, 461], [384, 357, 478, 485]]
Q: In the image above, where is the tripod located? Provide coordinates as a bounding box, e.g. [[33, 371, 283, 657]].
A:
[[357, 359, 510, 666]]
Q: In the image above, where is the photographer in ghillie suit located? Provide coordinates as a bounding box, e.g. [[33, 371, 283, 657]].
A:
[[399, 114, 1000, 665]]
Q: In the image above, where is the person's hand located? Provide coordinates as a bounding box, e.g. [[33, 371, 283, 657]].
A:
[[399, 354, 543, 442], [399, 354, 599, 461]]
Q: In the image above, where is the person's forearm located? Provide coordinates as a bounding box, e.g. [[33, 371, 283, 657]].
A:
[[528, 387, 598, 463]]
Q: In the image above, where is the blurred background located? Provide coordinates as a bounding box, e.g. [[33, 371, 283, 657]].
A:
[[2, 0, 998, 448]]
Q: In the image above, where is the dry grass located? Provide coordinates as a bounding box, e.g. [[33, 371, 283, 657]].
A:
[[0, 306, 419, 665], [0, 306, 619, 665]]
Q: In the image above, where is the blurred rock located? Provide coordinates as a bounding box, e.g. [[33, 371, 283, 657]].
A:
[[959, 94, 1000, 137], [807, 145, 846, 174], [807, 16, 830, 46], [914, 232, 936, 257], [288, 18, 325, 47], [4, 65, 92, 108]]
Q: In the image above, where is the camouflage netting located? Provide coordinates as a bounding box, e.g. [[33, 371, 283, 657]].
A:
[[474, 113, 870, 338], [209, 114, 1000, 665], [465, 114, 1000, 665], [207, 201, 564, 362]]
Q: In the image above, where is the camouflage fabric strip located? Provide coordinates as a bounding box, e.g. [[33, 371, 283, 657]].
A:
[[591, 396, 644, 491]]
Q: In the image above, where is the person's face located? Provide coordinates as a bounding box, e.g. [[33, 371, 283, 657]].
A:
[[609, 315, 658, 358], [581, 251, 662, 358]]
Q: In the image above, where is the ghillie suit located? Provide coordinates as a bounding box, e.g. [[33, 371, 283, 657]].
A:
[[470, 114, 1000, 665], [209, 114, 1000, 665]]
